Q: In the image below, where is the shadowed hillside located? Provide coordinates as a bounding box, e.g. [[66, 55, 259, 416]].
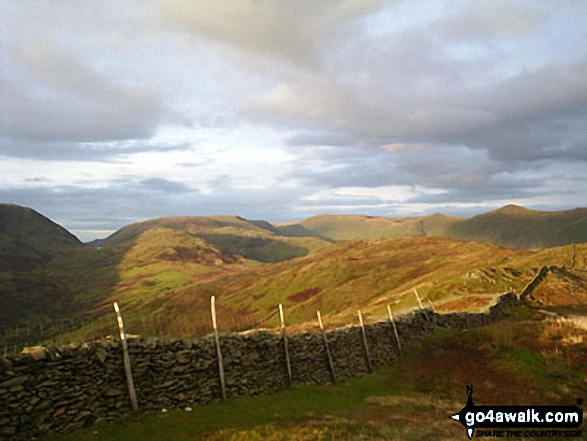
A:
[[0, 204, 82, 271], [0, 205, 93, 327]]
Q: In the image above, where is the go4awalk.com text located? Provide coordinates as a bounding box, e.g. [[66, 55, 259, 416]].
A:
[[450, 386, 583, 439]]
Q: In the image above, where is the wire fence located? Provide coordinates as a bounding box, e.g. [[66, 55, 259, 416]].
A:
[[0, 302, 293, 358], [4, 275, 525, 357]]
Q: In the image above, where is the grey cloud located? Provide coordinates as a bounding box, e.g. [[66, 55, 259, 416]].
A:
[[0, 69, 166, 144], [0, 3, 175, 145], [0, 178, 317, 241], [285, 131, 360, 147], [259, 38, 587, 166], [289, 144, 551, 205], [290, 146, 397, 188], [0, 139, 192, 161], [137, 178, 196, 194], [156, 0, 389, 67], [235, 0, 587, 168], [435, 0, 547, 40], [0, 179, 201, 240], [1, 0, 586, 234]]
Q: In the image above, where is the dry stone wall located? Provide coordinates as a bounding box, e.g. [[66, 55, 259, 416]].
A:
[[0, 293, 519, 440]]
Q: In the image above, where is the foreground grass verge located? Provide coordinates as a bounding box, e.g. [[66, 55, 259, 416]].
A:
[[46, 307, 587, 441]]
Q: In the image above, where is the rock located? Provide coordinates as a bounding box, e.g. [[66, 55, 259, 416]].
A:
[[171, 365, 188, 374], [22, 346, 50, 361], [103, 388, 123, 397], [0, 375, 30, 388], [95, 348, 108, 363], [0, 425, 17, 436], [35, 400, 53, 411], [176, 353, 189, 364]]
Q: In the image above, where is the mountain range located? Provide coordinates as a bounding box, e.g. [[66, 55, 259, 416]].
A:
[[278, 205, 587, 249], [1, 203, 586, 345]]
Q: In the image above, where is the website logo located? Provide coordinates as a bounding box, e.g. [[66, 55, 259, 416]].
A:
[[450, 385, 583, 439]]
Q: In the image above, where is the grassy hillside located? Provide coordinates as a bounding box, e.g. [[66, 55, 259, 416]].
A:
[[448, 205, 587, 249], [98, 215, 329, 263], [0, 205, 88, 326], [279, 206, 587, 250], [0, 211, 332, 345], [53, 237, 584, 345], [0, 204, 81, 271], [278, 214, 429, 241], [140, 238, 581, 336]]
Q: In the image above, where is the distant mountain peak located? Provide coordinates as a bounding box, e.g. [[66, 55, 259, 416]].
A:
[[496, 204, 529, 213]]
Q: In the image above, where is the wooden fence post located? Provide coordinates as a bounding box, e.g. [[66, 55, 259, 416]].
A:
[[279, 304, 293, 385], [358, 310, 372, 373], [317, 311, 337, 384], [211, 296, 227, 400], [413, 287, 431, 323], [387, 305, 403, 354], [113, 302, 139, 413], [413, 287, 424, 309]]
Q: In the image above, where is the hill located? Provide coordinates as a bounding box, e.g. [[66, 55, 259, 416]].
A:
[[125, 238, 581, 336], [0, 204, 82, 271], [97, 215, 329, 263], [447, 205, 587, 249], [51, 236, 584, 344], [0, 205, 87, 327], [279, 206, 587, 250], [0, 210, 331, 332], [278, 214, 426, 241]]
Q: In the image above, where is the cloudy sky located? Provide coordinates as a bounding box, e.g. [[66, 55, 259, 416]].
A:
[[1, 0, 586, 241]]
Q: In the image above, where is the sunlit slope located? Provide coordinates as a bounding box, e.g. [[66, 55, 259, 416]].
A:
[[99, 215, 329, 262], [119, 238, 584, 337], [0, 211, 329, 327], [200, 238, 574, 327], [279, 206, 587, 250], [277, 213, 459, 241], [92, 217, 331, 312], [447, 205, 587, 250]]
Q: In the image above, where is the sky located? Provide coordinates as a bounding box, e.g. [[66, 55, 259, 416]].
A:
[[1, 0, 586, 242]]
